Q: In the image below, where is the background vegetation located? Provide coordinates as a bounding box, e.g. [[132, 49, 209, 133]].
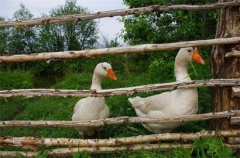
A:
[[0, 0, 238, 157]]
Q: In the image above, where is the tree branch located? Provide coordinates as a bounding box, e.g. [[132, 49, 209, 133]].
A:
[[1, 37, 240, 63], [0, 2, 240, 28], [1, 130, 239, 148], [0, 79, 239, 98], [0, 143, 194, 157]]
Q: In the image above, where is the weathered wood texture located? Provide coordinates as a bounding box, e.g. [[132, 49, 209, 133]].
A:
[[0, 2, 240, 28], [232, 87, 240, 96], [0, 144, 194, 157], [231, 116, 240, 124], [0, 110, 239, 128], [225, 50, 240, 57], [2, 143, 239, 156], [1, 130, 239, 148], [211, 0, 240, 130], [1, 37, 240, 63], [227, 137, 240, 144], [0, 79, 239, 98]]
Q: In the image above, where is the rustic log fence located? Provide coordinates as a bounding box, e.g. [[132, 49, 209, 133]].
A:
[[0, 1, 240, 157]]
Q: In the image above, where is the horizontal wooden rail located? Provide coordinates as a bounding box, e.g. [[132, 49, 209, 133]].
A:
[[0, 2, 239, 28], [1, 143, 239, 157], [0, 79, 239, 98], [2, 143, 239, 157], [1, 130, 239, 156], [1, 130, 239, 148], [0, 110, 239, 128], [0, 37, 240, 63], [0, 144, 194, 157]]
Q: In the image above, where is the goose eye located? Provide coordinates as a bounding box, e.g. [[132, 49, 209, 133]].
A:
[[102, 63, 107, 70], [188, 50, 191, 52]]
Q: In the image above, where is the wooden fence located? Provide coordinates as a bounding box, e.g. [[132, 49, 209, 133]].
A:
[[0, 1, 240, 157]]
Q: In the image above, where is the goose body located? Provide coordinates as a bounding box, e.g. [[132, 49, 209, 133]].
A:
[[129, 47, 205, 133], [72, 62, 117, 138]]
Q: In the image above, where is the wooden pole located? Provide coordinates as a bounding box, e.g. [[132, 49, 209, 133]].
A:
[[1, 130, 239, 148], [210, 0, 240, 130], [0, 37, 240, 63], [0, 110, 239, 128], [0, 143, 193, 157], [0, 79, 239, 98]]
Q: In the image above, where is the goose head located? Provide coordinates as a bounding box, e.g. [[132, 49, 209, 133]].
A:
[[175, 47, 205, 81], [94, 62, 117, 80], [176, 47, 205, 65]]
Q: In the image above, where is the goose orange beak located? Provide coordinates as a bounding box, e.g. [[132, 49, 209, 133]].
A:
[[107, 69, 117, 80], [192, 50, 205, 65]]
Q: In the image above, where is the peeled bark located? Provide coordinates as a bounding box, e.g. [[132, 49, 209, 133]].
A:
[[211, 0, 240, 130]]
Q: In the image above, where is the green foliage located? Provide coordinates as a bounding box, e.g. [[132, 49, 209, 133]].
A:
[[0, 0, 235, 157], [5, 4, 36, 55], [37, 0, 98, 52], [0, 67, 235, 157], [192, 137, 234, 158], [165, 147, 191, 158], [0, 97, 27, 120], [0, 1, 99, 73], [0, 17, 9, 54], [53, 72, 91, 89], [73, 151, 91, 158], [0, 70, 33, 90]]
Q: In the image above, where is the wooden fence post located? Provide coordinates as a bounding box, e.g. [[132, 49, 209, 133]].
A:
[[211, 0, 240, 130]]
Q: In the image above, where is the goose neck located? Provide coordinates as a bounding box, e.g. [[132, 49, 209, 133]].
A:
[[90, 73, 103, 90], [174, 60, 192, 82]]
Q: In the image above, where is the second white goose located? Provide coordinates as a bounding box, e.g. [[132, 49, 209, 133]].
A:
[[128, 47, 205, 133]]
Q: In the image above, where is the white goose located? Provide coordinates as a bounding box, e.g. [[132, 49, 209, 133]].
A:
[[128, 47, 205, 133], [72, 62, 117, 138]]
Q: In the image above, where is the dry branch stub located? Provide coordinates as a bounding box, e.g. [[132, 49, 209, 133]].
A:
[[1, 37, 240, 63], [231, 117, 240, 125], [0, 110, 240, 128], [232, 87, 240, 97], [0, 2, 240, 28], [225, 50, 240, 57], [0, 79, 239, 98], [227, 137, 240, 144]]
